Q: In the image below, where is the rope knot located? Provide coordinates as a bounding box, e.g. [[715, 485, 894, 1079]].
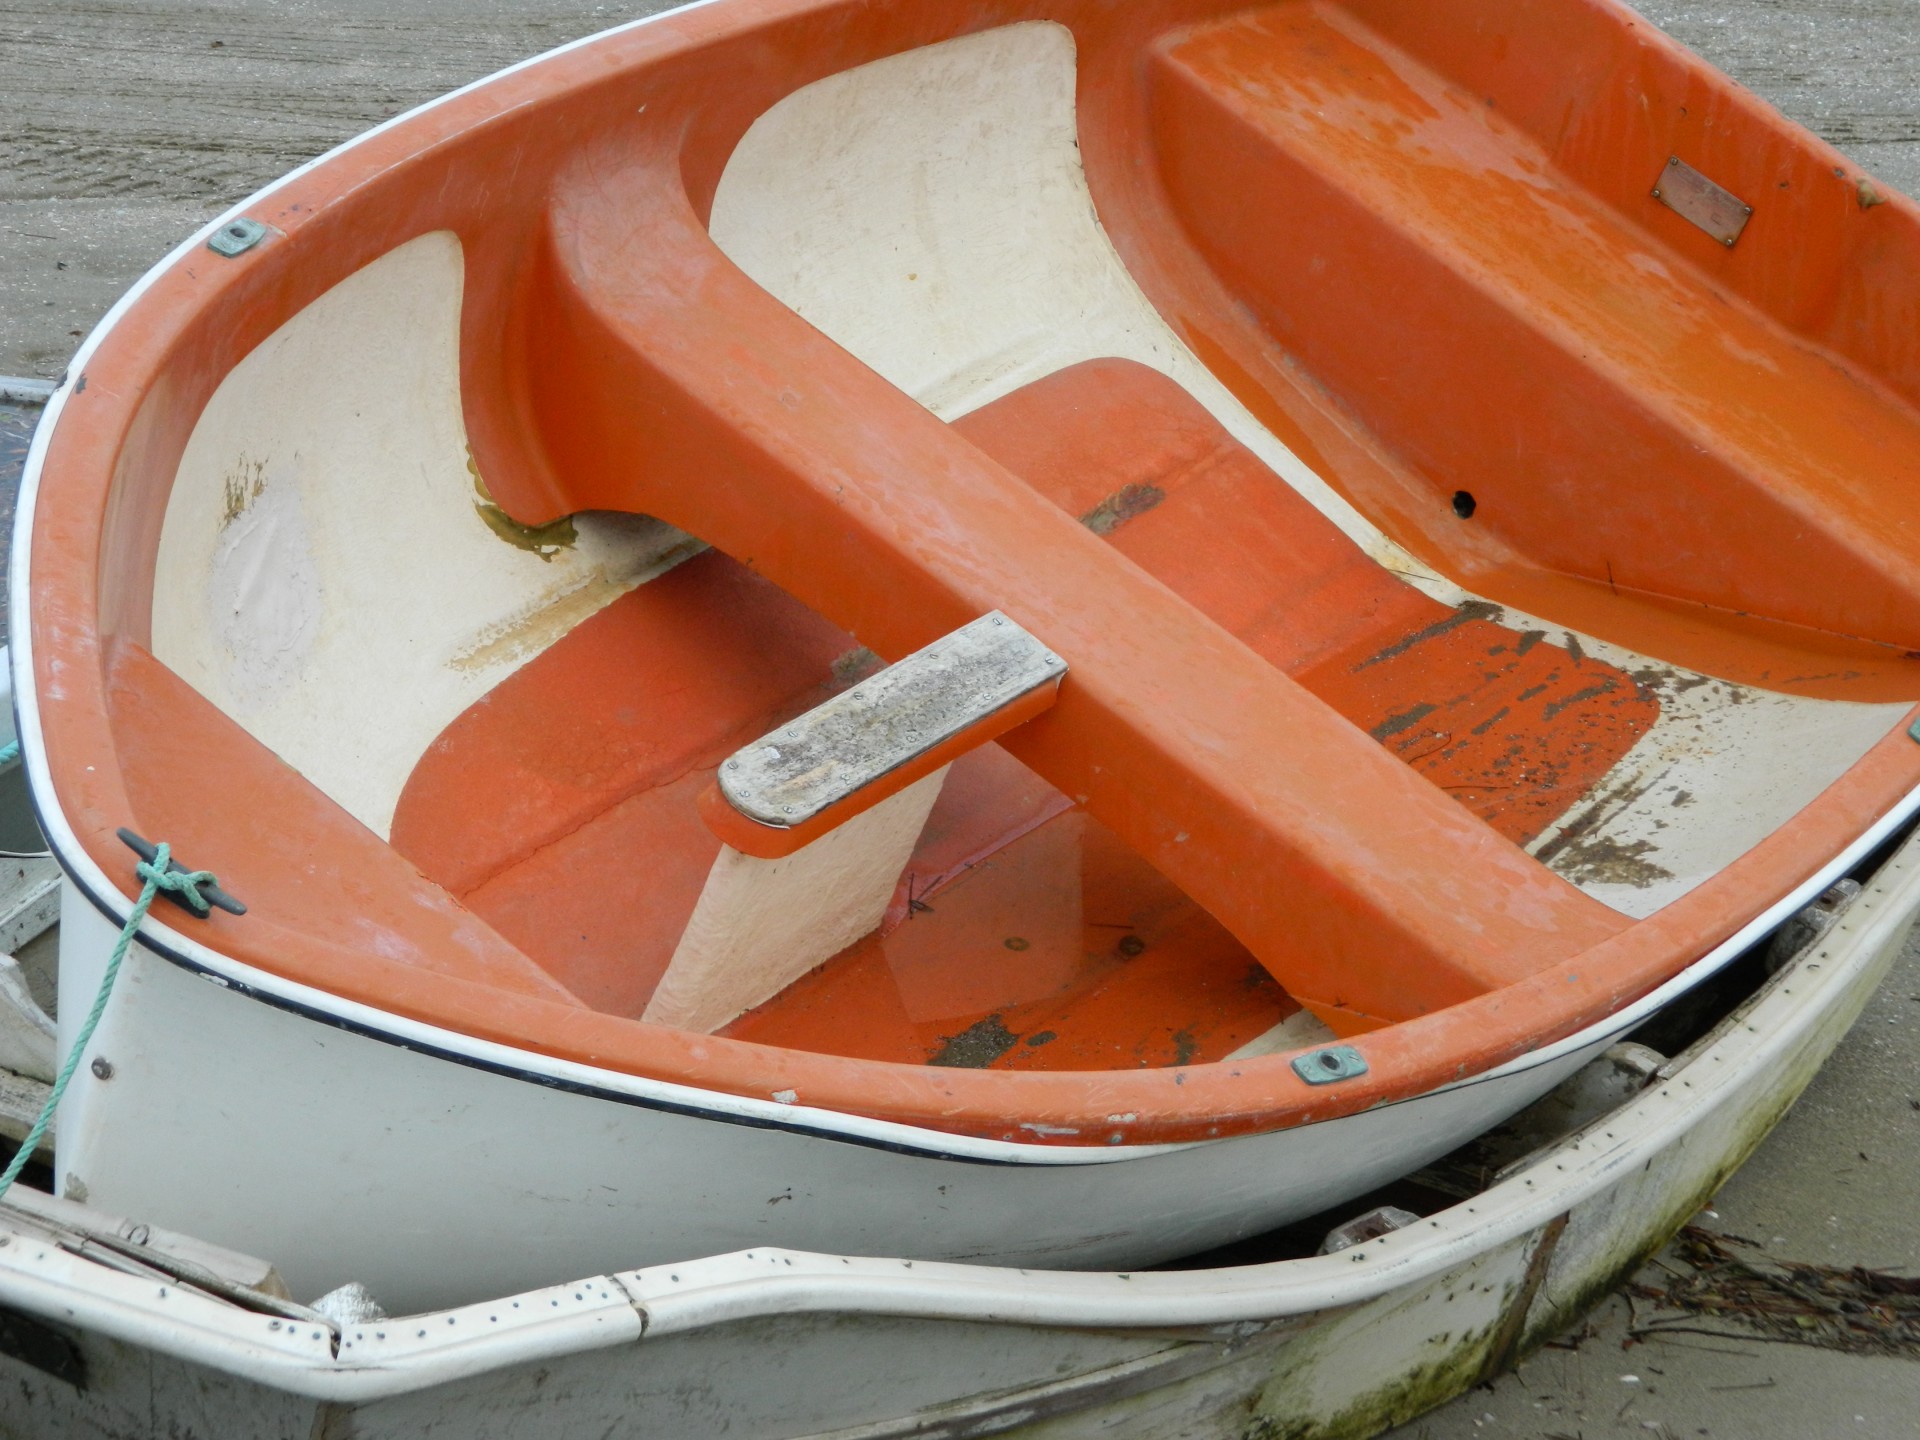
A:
[[133, 842, 222, 918]]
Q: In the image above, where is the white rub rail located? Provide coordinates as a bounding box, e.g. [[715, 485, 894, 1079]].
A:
[[0, 377, 57, 407]]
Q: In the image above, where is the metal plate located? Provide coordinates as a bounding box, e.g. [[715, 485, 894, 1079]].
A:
[[719, 612, 1063, 827], [1291, 1046, 1369, 1085], [207, 217, 269, 258], [1651, 157, 1753, 247]]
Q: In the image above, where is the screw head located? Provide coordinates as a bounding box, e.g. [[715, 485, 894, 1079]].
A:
[[90, 1057, 114, 1081]]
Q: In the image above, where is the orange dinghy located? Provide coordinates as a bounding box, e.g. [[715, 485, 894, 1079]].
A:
[[18, 0, 1920, 1311]]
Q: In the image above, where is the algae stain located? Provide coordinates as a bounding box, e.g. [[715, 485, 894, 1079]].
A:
[[220, 455, 269, 528], [1552, 832, 1674, 889], [469, 453, 576, 561]]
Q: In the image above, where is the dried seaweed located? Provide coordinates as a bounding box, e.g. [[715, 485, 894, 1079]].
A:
[[1626, 1226, 1920, 1360]]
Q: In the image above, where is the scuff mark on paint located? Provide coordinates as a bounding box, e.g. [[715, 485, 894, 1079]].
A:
[[1371, 702, 1437, 740], [1081, 482, 1165, 536]]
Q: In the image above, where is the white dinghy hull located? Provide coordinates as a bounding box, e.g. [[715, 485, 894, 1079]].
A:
[[4, 823, 1916, 1438]]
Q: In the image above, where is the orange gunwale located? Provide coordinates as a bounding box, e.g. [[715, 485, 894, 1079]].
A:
[[25, 0, 1920, 1148]]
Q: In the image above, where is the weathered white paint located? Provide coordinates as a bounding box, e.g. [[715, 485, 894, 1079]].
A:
[[51, 861, 1616, 1315], [5, 821, 1915, 1433], [0, 950, 55, 1081], [645, 768, 949, 1033], [708, 23, 1908, 917], [149, 232, 700, 838], [1, 1173, 290, 1298], [0, 855, 63, 958]]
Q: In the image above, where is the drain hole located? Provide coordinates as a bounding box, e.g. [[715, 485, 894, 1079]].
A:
[[1451, 490, 1477, 519]]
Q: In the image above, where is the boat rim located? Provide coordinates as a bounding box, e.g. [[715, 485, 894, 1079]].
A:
[[17, 620, 1917, 1164]]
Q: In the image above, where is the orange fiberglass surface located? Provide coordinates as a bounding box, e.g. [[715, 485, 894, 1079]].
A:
[[22, 0, 1920, 1154]]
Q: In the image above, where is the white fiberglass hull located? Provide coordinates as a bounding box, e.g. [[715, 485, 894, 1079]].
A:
[[5, 818, 1916, 1438], [52, 872, 1615, 1314]]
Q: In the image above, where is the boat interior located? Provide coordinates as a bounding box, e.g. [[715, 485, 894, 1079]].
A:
[[31, 0, 1920, 1141]]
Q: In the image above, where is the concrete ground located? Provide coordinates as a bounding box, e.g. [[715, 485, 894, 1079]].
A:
[[2, 1, 1918, 1435]]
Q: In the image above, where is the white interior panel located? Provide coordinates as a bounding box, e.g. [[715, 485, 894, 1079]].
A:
[[150, 231, 698, 837]]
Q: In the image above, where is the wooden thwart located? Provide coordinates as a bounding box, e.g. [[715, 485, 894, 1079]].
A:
[[704, 611, 1065, 859], [649, 614, 1066, 1034]]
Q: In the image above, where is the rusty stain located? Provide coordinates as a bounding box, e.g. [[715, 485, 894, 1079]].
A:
[[1171, 1028, 1199, 1066], [1080, 482, 1165, 535], [445, 523, 706, 673], [1858, 177, 1888, 210], [1481, 1213, 1571, 1380], [831, 646, 883, 686], [448, 572, 647, 673]]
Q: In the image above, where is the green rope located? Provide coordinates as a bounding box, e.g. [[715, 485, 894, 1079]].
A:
[[0, 741, 19, 768], [0, 841, 221, 1204]]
